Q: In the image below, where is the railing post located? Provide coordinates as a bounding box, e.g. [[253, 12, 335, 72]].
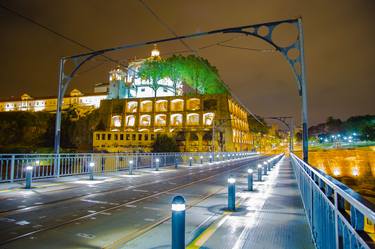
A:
[[10, 155, 15, 183], [175, 153, 178, 169], [350, 206, 364, 231]]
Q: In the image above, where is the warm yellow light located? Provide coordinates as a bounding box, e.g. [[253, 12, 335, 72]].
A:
[[151, 44, 160, 57], [333, 168, 340, 176], [352, 168, 359, 176]]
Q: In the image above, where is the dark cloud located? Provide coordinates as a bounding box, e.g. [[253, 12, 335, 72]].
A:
[[0, 0, 374, 125]]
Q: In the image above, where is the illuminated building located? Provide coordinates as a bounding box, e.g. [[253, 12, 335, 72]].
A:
[[93, 46, 253, 152], [0, 89, 106, 113], [93, 94, 251, 152]]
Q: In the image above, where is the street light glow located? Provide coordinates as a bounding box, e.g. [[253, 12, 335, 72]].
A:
[[89, 162, 95, 167], [171, 203, 185, 211], [26, 166, 33, 171], [228, 177, 236, 184], [247, 169, 253, 174], [257, 164, 262, 168]]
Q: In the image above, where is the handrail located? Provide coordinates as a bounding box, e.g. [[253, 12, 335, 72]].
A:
[[291, 153, 374, 249]]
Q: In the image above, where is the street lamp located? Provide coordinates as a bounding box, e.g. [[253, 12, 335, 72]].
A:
[[171, 195, 186, 249], [227, 176, 236, 211], [247, 169, 254, 191], [89, 161, 95, 180], [25, 166, 33, 189]]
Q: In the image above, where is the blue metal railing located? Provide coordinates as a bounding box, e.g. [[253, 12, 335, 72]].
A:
[[291, 153, 375, 249], [0, 152, 257, 183]]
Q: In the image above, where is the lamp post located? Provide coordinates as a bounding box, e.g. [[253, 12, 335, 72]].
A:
[[189, 157, 193, 166], [155, 158, 160, 171], [171, 195, 186, 249], [129, 160, 133, 175], [209, 155, 213, 163], [25, 166, 33, 189], [257, 164, 263, 181], [89, 161, 95, 180], [263, 161, 268, 175], [247, 168, 254, 191], [200, 156, 203, 165], [227, 176, 236, 211]]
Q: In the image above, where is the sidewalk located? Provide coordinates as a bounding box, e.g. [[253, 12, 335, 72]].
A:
[[123, 157, 315, 249]]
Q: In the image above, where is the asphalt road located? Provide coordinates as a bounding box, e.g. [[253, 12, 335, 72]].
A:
[[0, 155, 265, 249]]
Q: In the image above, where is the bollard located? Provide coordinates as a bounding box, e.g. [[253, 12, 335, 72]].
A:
[[129, 160, 133, 175], [189, 157, 193, 166], [200, 156, 203, 164], [227, 176, 236, 211], [171, 195, 186, 249], [209, 155, 213, 163], [155, 158, 160, 171], [257, 164, 263, 181], [175, 155, 178, 169], [25, 166, 33, 189], [263, 161, 268, 175], [247, 169, 254, 191], [89, 161, 95, 180]]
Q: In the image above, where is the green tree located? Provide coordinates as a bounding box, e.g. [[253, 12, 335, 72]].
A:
[[152, 134, 180, 152]]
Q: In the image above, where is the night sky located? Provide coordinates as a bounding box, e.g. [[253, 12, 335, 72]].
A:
[[0, 0, 374, 126]]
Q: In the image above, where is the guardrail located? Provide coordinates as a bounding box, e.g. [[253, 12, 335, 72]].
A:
[[0, 152, 257, 183], [291, 153, 375, 249]]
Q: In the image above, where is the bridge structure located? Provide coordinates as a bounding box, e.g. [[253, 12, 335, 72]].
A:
[[0, 152, 373, 249]]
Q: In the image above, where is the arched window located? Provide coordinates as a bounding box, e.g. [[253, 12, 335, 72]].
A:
[[111, 115, 122, 128], [155, 114, 167, 126], [139, 115, 151, 126], [170, 99, 184, 111], [186, 98, 200, 111], [170, 114, 183, 126], [125, 115, 135, 127], [126, 101, 138, 113], [155, 100, 168, 112], [187, 113, 199, 126], [203, 113, 214, 126], [140, 100, 153, 112]]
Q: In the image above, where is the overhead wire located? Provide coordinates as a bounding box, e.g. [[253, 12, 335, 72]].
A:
[[137, 0, 265, 125]]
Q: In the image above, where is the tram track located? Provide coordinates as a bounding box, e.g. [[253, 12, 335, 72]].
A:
[[0, 156, 263, 246]]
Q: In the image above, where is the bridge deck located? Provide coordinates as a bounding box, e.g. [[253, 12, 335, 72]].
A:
[[125, 157, 315, 249]]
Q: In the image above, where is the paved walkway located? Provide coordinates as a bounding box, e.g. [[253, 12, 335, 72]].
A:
[[124, 157, 315, 249]]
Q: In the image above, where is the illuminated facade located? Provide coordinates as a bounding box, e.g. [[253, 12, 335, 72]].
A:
[[107, 45, 183, 100], [0, 89, 106, 113], [93, 94, 252, 152]]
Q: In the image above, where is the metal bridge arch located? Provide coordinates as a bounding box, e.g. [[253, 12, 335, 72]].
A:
[[54, 18, 309, 175]]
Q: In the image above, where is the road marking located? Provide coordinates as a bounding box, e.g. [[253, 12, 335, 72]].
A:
[[16, 220, 30, 226], [144, 218, 155, 222], [76, 233, 96, 239], [133, 189, 148, 193], [125, 204, 137, 208], [143, 206, 162, 211], [82, 199, 112, 205]]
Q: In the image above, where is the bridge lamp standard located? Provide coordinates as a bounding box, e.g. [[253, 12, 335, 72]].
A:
[[263, 161, 268, 175], [89, 161, 95, 180], [155, 158, 160, 171], [129, 160, 134, 175], [25, 166, 33, 189], [247, 169, 254, 191], [171, 195, 186, 249], [257, 164, 263, 181], [227, 176, 236, 211]]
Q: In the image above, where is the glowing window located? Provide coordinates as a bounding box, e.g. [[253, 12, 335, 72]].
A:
[[187, 113, 199, 126], [155, 100, 168, 112], [170, 114, 183, 126], [140, 100, 153, 112], [125, 115, 135, 127], [140, 115, 151, 126], [187, 98, 200, 111], [155, 114, 167, 126], [203, 113, 214, 126], [111, 115, 121, 128], [171, 99, 184, 111], [126, 101, 138, 113]]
